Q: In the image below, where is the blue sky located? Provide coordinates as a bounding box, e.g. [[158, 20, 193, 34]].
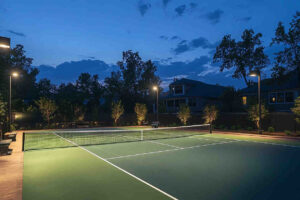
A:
[[0, 0, 299, 88]]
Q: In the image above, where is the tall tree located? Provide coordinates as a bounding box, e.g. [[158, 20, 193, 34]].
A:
[[0, 45, 38, 109], [36, 78, 56, 98], [271, 12, 300, 79], [213, 29, 269, 86], [106, 50, 160, 112]]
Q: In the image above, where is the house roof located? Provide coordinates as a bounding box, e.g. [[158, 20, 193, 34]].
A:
[[240, 70, 300, 95], [166, 78, 227, 98]]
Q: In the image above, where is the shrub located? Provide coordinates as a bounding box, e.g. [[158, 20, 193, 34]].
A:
[[291, 97, 300, 124], [203, 105, 218, 125], [111, 100, 124, 125], [177, 104, 191, 125], [284, 130, 291, 136], [219, 125, 224, 129], [268, 126, 275, 132], [231, 125, 236, 130], [248, 104, 269, 129], [247, 127, 253, 131], [223, 127, 228, 131], [169, 123, 177, 127], [236, 125, 241, 130], [134, 103, 147, 125]]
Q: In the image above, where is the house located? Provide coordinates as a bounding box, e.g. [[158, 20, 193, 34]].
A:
[[163, 78, 227, 113], [240, 71, 300, 112]]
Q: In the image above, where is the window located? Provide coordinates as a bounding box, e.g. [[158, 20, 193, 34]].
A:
[[285, 92, 294, 103], [269, 93, 276, 104], [188, 98, 197, 107], [242, 96, 247, 105], [269, 91, 295, 104], [277, 92, 284, 103], [174, 85, 183, 95]]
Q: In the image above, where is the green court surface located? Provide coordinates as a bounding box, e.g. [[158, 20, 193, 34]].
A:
[[23, 131, 300, 200]]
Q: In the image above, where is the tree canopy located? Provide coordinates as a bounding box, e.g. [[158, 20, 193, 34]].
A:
[[271, 12, 300, 79], [213, 29, 269, 86]]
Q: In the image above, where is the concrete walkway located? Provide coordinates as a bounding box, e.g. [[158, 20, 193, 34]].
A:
[[0, 132, 23, 200]]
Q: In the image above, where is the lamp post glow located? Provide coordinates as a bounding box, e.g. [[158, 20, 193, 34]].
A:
[[153, 86, 159, 122], [249, 71, 262, 134], [9, 72, 19, 132]]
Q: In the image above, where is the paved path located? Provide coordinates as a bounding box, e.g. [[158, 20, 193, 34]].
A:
[[0, 132, 23, 200]]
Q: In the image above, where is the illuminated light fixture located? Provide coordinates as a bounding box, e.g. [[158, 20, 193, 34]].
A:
[[249, 71, 259, 77], [12, 72, 19, 77], [0, 44, 10, 49], [0, 36, 11, 49], [153, 86, 158, 91]]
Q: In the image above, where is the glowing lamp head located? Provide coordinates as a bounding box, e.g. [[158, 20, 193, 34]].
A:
[[12, 72, 19, 77], [249, 71, 260, 77], [0, 44, 10, 49], [153, 86, 158, 91]]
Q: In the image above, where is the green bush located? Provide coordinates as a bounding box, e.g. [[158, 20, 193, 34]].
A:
[[218, 125, 224, 129], [231, 125, 236, 130], [247, 127, 253, 131], [236, 125, 241, 130], [268, 126, 275, 132], [284, 130, 291, 136], [223, 127, 228, 131], [169, 123, 177, 127]]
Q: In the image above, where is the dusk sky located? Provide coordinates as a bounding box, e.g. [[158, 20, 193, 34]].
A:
[[1, 0, 299, 88]]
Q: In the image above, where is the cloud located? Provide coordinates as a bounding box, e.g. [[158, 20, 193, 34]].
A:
[[197, 64, 220, 77], [162, 0, 172, 8], [138, 1, 151, 16], [205, 9, 224, 24], [175, 5, 186, 16], [238, 16, 252, 22], [7, 30, 26, 37], [159, 35, 169, 40], [190, 3, 197, 9], [171, 36, 180, 40], [172, 37, 216, 55]]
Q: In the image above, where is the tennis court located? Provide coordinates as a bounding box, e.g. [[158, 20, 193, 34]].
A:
[[23, 125, 300, 200]]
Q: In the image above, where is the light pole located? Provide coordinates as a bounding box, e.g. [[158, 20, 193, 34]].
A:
[[0, 36, 11, 134], [249, 71, 262, 134], [9, 72, 19, 131], [153, 86, 159, 122]]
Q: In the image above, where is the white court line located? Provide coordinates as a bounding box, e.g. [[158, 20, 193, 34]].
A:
[[106, 140, 239, 160], [196, 135, 300, 149], [149, 140, 181, 149], [53, 133, 178, 200]]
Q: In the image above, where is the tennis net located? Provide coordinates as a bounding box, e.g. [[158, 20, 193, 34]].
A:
[[22, 124, 211, 151]]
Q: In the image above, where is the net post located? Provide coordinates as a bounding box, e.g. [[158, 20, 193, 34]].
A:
[[141, 130, 143, 141], [22, 132, 25, 151], [209, 124, 212, 134]]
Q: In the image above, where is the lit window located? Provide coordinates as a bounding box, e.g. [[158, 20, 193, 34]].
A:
[[242, 96, 247, 105], [269, 93, 276, 104], [285, 92, 294, 103]]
